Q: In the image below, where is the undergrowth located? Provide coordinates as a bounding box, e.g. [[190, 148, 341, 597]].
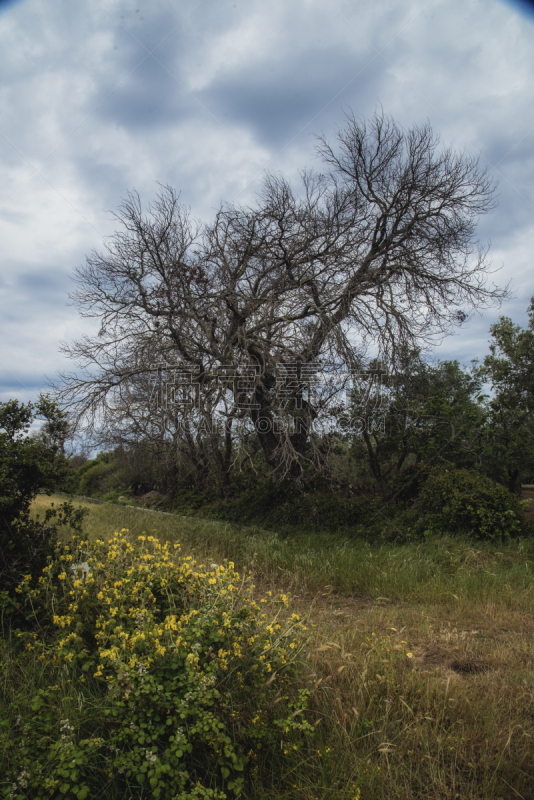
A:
[[3, 497, 533, 798], [1, 531, 314, 799]]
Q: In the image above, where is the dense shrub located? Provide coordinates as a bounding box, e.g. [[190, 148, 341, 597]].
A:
[[0, 501, 87, 619], [75, 454, 131, 498], [0, 398, 87, 595], [385, 462, 447, 505], [415, 467, 527, 541], [171, 489, 215, 513], [3, 531, 312, 799], [0, 398, 67, 522], [212, 479, 380, 534], [346, 467, 529, 544]]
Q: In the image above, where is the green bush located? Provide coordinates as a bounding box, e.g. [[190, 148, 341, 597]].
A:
[[0, 502, 87, 622], [102, 487, 133, 503], [0, 397, 87, 595], [212, 479, 377, 534], [0, 398, 68, 523], [171, 489, 215, 513], [3, 531, 313, 799], [77, 458, 129, 498], [385, 462, 447, 505], [415, 467, 527, 541]]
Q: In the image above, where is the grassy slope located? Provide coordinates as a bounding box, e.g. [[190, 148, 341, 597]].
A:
[[25, 495, 534, 799]]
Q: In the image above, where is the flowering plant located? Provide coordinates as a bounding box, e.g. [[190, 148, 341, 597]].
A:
[[6, 530, 313, 799]]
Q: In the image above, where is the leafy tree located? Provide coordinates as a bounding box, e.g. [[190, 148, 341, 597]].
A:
[[0, 396, 86, 595], [341, 352, 485, 497], [0, 396, 68, 522], [477, 298, 534, 491]]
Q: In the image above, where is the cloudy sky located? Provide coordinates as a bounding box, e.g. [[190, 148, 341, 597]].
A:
[[1, 0, 533, 408]]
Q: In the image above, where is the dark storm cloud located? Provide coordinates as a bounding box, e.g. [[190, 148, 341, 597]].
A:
[[473, 128, 534, 247], [198, 47, 384, 149], [91, 3, 380, 146], [94, 56, 200, 132], [14, 269, 70, 306], [0, 0, 533, 402], [0, 374, 48, 397]]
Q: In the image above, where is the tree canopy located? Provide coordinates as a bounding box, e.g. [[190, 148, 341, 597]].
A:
[[56, 110, 506, 483], [476, 298, 534, 490]]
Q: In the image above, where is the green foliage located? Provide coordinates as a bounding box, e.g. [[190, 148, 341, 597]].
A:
[[415, 468, 527, 541], [208, 479, 381, 535], [171, 489, 215, 513], [343, 465, 529, 545], [476, 298, 534, 489], [72, 452, 130, 498], [340, 352, 485, 496], [0, 501, 87, 622], [153, 462, 532, 547], [102, 487, 133, 503], [77, 460, 114, 496], [0, 397, 68, 522], [385, 462, 442, 505], [2, 531, 313, 798], [0, 397, 87, 594]]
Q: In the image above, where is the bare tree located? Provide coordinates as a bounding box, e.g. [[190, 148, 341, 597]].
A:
[[55, 111, 506, 484], [91, 368, 239, 492]]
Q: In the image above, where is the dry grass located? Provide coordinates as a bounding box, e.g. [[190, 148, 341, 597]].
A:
[[294, 596, 534, 798], [29, 494, 534, 799]]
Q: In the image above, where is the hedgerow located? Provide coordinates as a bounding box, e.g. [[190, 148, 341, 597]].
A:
[[2, 530, 313, 799]]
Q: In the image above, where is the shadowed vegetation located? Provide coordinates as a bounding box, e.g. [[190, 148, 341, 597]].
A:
[[1, 495, 531, 799]]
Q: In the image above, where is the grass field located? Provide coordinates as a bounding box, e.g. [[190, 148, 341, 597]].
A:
[[10, 494, 534, 798]]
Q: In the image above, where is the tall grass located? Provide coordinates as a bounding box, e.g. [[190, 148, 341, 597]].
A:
[[32, 495, 534, 608], [14, 494, 534, 799]]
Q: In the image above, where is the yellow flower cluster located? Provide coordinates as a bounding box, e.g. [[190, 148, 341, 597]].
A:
[[12, 527, 315, 799], [9, 530, 313, 800], [14, 573, 32, 594], [17, 530, 308, 689]]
